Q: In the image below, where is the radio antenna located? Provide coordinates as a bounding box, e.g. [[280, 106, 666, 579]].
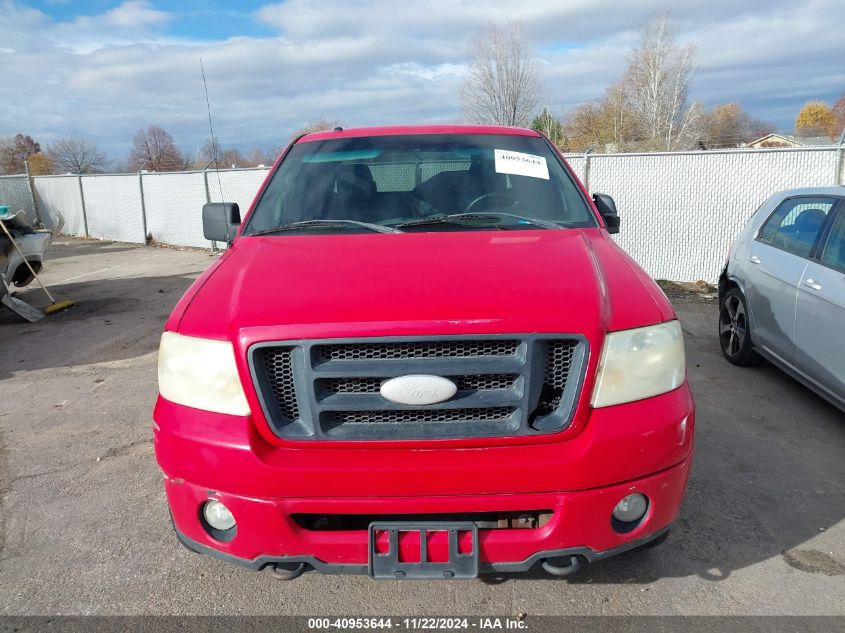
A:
[[200, 58, 225, 204]]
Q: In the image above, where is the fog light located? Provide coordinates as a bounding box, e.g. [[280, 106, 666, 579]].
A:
[[203, 500, 236, 531], [612, 493, 648, 523]]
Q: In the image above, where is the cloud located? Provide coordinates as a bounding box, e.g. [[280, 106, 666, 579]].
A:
[[75, 0, 170, 30], [0, 0, 842, 163]]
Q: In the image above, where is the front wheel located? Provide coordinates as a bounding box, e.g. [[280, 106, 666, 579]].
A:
[[719, 287, 762, 366]]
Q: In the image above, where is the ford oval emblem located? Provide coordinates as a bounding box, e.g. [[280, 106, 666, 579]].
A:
[[380, 375, 458, 406]]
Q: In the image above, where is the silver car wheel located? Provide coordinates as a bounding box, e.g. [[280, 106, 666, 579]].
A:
[[720, 294, 747, 358]]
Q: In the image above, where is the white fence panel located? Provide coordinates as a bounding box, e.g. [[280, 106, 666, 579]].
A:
[[81, 174, 145, 243], [142, 171, 209, 248], [587, 148, 839, 282], [22, 147, 845, 281], [562, 155, 586, 184], [212, 168, 270, 214], [32, 176, 85, 234]]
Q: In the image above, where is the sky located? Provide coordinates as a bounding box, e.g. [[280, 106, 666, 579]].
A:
[[1, 0, 843, 162]]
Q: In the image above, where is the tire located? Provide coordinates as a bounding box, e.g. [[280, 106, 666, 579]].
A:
[[719, 287, 762, 366]]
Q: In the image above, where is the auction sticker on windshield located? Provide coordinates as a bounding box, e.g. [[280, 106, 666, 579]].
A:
[[494, 149, 549, 180]]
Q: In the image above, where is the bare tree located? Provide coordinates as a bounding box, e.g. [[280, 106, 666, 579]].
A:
[[623, 14, 701, 150], [244, 148, 270, 167], [128, 125, 184, 172], [462, 23, 540, 127], [290, 118, 342, 139], [197, 137, 246, 168], [198, 137, 221, 166], [46, 137, 107, 174], [219, 148, 244, 169]]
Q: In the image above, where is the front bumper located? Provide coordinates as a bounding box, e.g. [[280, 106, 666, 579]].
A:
[[174, 521, 671, 575], [155, 382, 694, 575], [163, 457, 690, 574]]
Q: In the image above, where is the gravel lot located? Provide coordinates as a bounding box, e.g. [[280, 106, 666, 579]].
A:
[[0, 238, 843, 616]]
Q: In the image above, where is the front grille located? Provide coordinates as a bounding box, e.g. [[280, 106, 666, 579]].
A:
[[327, 407, 516, 426], [317, 340, 520, 362], [535, 342, 578, 416], [250, 335, 586, 441], [258, 347, 299, 422], [319, 374, 519, 394]]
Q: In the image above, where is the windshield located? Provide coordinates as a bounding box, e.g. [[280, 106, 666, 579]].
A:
[[243, 133, 597, 236]]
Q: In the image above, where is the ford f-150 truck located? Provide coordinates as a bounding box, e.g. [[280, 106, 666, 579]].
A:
[[154, 125, 694, 580]]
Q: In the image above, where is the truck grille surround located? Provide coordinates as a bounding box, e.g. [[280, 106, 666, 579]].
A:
[[249, 335, 587, 441]]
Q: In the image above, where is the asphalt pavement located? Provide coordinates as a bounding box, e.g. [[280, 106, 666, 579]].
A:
[[0, 238, 843, 616]]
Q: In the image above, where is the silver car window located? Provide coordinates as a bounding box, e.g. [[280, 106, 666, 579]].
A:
[[757, 196, 836, 259], [820, 209, 845, 273]]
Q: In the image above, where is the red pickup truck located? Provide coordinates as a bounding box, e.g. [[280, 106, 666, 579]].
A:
[[154, 125, 694, 580]]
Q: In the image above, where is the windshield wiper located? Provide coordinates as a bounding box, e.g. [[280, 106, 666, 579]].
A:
[[393, 212, 563, 230], [250, 219, 401, 236]]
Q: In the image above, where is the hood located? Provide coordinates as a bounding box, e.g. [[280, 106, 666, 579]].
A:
[[176, 228, 672, 342]]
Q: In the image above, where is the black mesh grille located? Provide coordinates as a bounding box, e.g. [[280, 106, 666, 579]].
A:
[[319, 374, 518, 394], [251, 335, 584, 440], [259, 347, 299, 421], [535, 341, 578, 416], [457, 374, 518, 391], [316, 340, 520, 362], [326, 407, 516, 426]]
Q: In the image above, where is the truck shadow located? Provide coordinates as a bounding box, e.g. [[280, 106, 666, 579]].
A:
[[0, 269, 203, 380]]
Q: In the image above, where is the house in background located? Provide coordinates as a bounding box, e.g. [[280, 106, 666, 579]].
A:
[[746, 133, 836, 148]]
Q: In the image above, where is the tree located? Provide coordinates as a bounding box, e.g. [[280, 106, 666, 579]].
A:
[[831, 93, 845, 140], [198, 137, 221, 166], [530, 108, 565, 147], [562, 83, 639, 152], [290, 118, 342, 139], [702, 103, 775, 148], [0, 134, 41, 174], [244, 148, 271, 167], [563, 102, 610, 152], [218, 148, 244, 169], [128, 125, 184, 172], [46, 137, 107, 174], [623, 14, 702, 150], [795, 100, 836, 139], [198, 137, 246, 169], [462, 23, 540, 127], [27, 152, 54, 175]]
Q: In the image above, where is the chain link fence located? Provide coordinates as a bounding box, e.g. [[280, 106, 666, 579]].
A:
[[24, 168, 272, 249], [564, 146, 842, 281], [0, 175, 37, 223], [0, 147, 842, 282]]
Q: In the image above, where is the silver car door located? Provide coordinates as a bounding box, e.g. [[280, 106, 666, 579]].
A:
[[745, 197, 835, 363], [794, 203, 845, 403]]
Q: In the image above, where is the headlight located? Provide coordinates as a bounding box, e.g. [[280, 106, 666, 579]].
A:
[[158, 331, 250, 416], [591, 320, 685, 408]]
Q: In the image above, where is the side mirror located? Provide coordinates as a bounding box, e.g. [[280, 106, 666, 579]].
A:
[[593, 193, 620, 234], [202, 202, 241, 243]]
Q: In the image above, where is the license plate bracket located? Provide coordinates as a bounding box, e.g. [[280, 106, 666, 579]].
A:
[[368, 521, 479, 579]]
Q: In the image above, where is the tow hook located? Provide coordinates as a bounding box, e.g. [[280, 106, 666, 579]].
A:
[[268, 562, 307, 581], [541, 555, 582, 577]]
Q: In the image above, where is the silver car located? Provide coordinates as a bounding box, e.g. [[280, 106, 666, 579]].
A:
[[719, 186, 845, 412]]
